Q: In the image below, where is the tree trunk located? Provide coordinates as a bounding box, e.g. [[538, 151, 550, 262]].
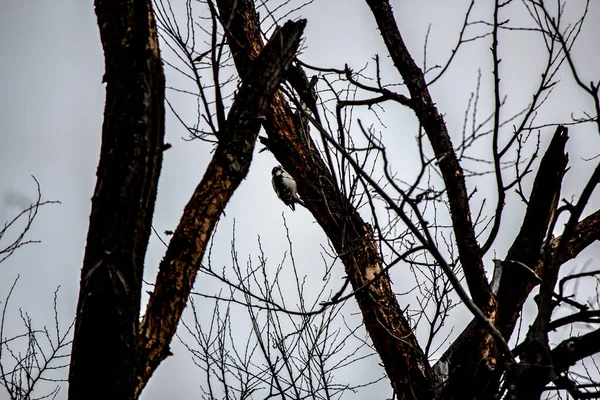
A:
[[68, 0, 165, 399]]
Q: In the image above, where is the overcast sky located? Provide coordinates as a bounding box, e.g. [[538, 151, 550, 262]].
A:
[[1, 0, 599, 399]]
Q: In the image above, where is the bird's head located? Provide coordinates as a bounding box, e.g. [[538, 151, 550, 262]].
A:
[[272, 165, 284, 177]]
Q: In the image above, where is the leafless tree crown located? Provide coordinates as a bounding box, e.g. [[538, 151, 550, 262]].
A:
[[3, 1, 600, 400]]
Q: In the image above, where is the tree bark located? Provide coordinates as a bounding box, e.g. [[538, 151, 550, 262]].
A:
[[215, 1, 433, 398], [68, 1, 165, 399], [359, 3, 600, 398], [134, 19, 306, 397], [364, 0, 493, 312], [437, 126, 569, 398]]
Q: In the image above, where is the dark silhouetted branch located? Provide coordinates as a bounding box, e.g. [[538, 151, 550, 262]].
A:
[[135, 19, 306, 398], [69, 0, 165, 398], [215, 0, 433, 398]]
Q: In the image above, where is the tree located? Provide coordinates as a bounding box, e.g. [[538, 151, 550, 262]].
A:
[[153, 0, 600, 398], [68, 0, 305, 399], [3, 0, 600, 399]]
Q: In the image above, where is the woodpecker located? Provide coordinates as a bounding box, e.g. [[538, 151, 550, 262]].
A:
[[271, 165, 305, 211]]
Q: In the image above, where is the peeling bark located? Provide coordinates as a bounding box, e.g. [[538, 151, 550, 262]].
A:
[[215, 0, 432, 398], [134, 20, 306, 398], [68, 1, 165, 399]]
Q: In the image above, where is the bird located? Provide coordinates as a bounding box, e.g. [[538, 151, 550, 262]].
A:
[[271, 165, 305, 211]]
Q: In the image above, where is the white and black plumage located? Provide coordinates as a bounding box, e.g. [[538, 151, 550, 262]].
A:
[[271, 165, 305, 211]]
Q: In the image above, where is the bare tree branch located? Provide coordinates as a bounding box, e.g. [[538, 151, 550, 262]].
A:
[[364, 0, 493, 311], [135, 19, 306, 397], [214, 0, 434, 398]]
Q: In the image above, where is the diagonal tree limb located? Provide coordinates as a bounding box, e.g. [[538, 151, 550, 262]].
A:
[[436, 126, 570, 398], [437, 207, 600, 398], [548, 310, 600, 331], [516, 159, 600, 399], [552, 328, 600, 376], [364, 0, 492, 311], [360, 2, 600, 397], [553, 209, 600, 266], [214, 0, 433, 398], [437, 131, 600, 398], [536, 159, 600, 333], [68, 0, 165, 398], [497, 126, 569, 333], [134, 19, 306, 398]]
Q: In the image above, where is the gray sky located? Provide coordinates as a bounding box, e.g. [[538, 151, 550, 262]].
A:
[[1, 0, 600, 399]]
